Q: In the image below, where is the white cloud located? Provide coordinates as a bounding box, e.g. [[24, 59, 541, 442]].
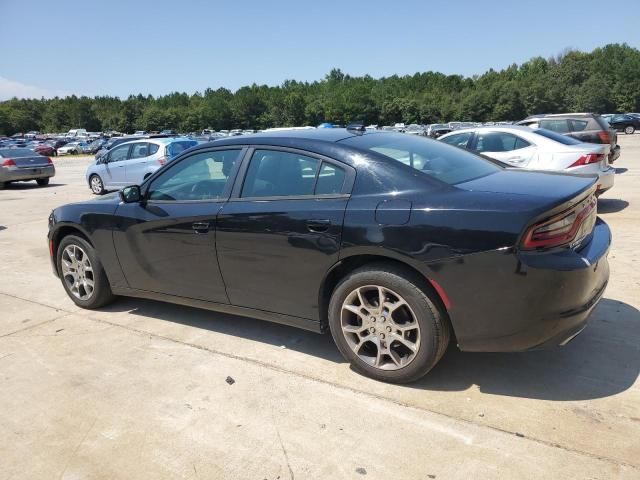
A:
[[0, 76, 69, 100]]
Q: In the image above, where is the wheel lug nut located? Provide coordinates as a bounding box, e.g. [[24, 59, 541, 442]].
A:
[[369, 327, 376, 333], [370, 317, 376, 322], [386, 326, 391, 332], [380, 333, 385, 339]]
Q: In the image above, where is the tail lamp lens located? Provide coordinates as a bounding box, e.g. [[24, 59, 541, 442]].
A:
[[1, 159, 16, 167], [522, 195, 597, 250], [569, 153, 604, 167]]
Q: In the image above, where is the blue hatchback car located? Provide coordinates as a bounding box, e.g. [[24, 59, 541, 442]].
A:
[[85, 137, 197, 194]]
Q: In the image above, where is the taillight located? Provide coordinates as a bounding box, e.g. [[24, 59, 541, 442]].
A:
[[568, 153, 604, 168], [157, 156, 167, 165], [47, 157, 53, 164], [522, 194, 597, 250], [597, 131, 610, 144], [1, 158, 16, 167]]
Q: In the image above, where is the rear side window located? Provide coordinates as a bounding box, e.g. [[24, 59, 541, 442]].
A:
[[130, 142, 151, 159], [148, 143, 159, 155], [241, 150, 320, 198], [539, 119, 570, 133], [342, 134, 500, 185], [315, 162, 346, 195], [474, 132, 529, 152], [440, 132, 472, 148], [570, 120, 589, 131], [166, 140, 197, 158]]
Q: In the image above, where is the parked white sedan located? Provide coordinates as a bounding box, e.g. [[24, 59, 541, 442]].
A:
[[439, 126, 615, 194]]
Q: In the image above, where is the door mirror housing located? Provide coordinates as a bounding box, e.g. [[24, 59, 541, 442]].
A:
[[120, 185, 142, 203]]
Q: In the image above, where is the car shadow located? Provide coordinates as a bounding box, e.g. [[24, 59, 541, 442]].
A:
[[98, 297, 343, 363], [597, 198, 629, 214], [3, 182, 66, 190], [413, 298, 639, 401], [615, 167, 628, 174], [98, 297, 639, 401]]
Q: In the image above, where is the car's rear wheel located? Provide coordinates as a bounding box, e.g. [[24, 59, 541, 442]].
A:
[[624, 125, 635, 135], [89, 174, 105, 195], [328, 265, 450, 383], [56, 235, 115, 309], [36, 178, 49, 186]]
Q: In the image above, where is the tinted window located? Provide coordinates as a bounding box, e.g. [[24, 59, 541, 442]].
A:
[[539, 119, 570, 133], [342, 134, 500, 185], [315, 162, 346, 195], [109, 144, 130, 162], [148, 149, 240, 201], [440, 132, 472, 148], [130, 142, 151, 159], [242, 150, 320, 198], [148, 143, 159, 155], [531, 128, 582, 145], [570, 120, 588, 131], [474, 132, 528, 152]]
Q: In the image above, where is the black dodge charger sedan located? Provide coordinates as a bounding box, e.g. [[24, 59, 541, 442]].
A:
[[48, 128, 610, 383]]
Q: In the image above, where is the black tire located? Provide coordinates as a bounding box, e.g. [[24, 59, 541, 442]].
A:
[[624, 125, 635, 135], [56, 235, 115, 309], [328, 264, 451, 383], [0, 182, 5, 190], [89, 174, 105, 195], [36, 178, 50, 186]]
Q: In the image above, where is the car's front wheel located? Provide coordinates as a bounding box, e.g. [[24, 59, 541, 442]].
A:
[[624, 125, 635, 135], [56, 235, 115, 309], [328, 265, 450, 383], [89, 174, 105, 195]]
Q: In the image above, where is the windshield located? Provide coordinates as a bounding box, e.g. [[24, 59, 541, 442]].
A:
[[531, 128, 582, 145], [0, 148, 37, 157], [342, 133, 501, 185]]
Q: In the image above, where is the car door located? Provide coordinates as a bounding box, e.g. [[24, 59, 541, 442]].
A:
[[104, 143, 132, 186], [472, 131, 536, 167], [216, 147, 354, 320], [125, 142, 160, 184], [112, 148, 243, 302]]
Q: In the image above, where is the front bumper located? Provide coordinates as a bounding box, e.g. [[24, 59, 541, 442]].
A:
[[434, 218, 611, 352], [0, 165, 55, 183]]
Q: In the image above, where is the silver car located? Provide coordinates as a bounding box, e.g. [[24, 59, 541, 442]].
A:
[[85, 138, 197, 195], [0, 148, 55, 189]]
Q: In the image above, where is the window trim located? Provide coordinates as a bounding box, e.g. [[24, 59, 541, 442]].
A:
[[229, 146, 355, 202], [141, 146, 246, 204]]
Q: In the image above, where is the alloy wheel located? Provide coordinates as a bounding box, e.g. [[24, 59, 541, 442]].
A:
[[340, 285, 421, 370], [61, 244, 95, 300], [90, 176, 103, 194], [624, 126, 635, 134]]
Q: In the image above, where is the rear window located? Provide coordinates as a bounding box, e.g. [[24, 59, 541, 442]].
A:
[[166, 140, 197, 157], [531, 128, 582, 145], [342, 133, 500, 185], [0, 148, 36, 157]]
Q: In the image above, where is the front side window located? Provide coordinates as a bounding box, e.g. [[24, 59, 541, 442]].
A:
[[241, 150, 320, 198], [440, 132, 472, 148], [342, 134, 500, 185], [148, 149, 240, 201], [109, 144, 131, 162]]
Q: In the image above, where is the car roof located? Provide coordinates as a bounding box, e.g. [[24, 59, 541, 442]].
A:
[[196, 128, 362, 147]]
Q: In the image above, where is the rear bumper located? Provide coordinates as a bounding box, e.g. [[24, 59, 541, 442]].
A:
[[0, 165, 55, 183], [434, 218, 611, 352], [609, 145, 620, 163]]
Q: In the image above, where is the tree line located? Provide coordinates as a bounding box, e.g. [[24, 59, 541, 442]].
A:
[[1, 43, 639, 136]]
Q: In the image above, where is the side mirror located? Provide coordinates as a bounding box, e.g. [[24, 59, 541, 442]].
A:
[[120, 185, 141, 203]]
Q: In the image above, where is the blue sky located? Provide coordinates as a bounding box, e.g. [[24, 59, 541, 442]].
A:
[[1, 0, 639, 99]]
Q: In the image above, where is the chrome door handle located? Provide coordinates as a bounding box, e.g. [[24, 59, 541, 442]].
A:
[[192, 222, 210, 234]]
